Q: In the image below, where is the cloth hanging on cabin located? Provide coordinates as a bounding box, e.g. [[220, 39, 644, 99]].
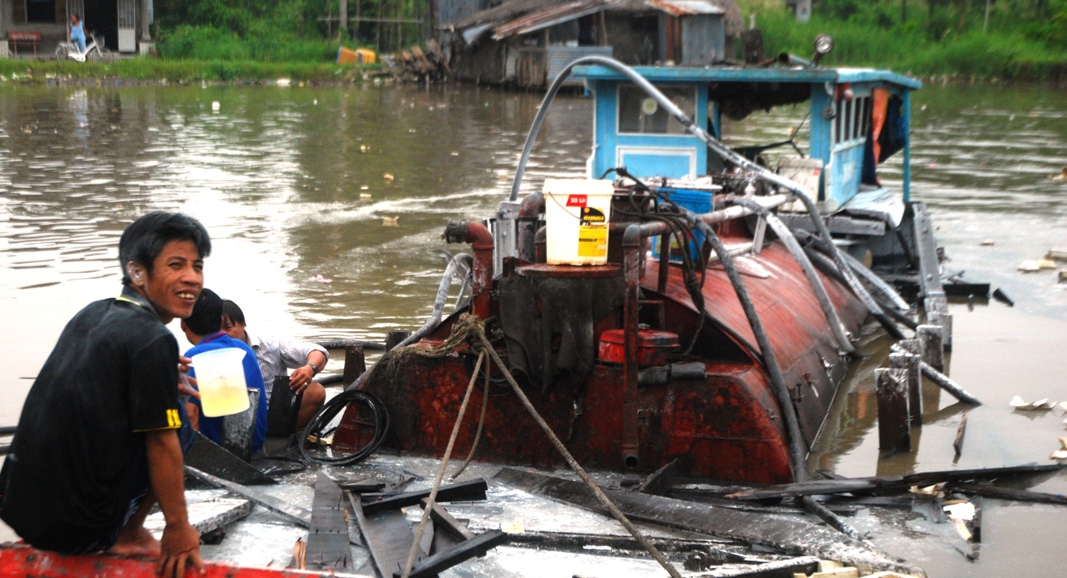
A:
[[863, 89, 908, 186]]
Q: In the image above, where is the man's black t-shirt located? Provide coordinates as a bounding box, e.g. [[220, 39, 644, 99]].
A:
[[0, 290, 182, 551]]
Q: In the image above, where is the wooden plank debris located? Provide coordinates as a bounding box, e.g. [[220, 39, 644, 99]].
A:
[[633, 459, 679, 496], [712, 555, 819, 577], [724, 464, 1067, 501], [305, 473, 354, 571], [952, 482, 1067, 506], [396, 530, 508, 578], [360, 478, 488, 514], [144, 497, 253, 540], [185, 432, 277, 486], [186, 465, 311, 528], [494, 467, 922, 576], [352, 496, 425, 578]]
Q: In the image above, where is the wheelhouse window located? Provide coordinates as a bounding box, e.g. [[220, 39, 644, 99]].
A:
[[833, 95, 872, 147], [618, 86, 695, 135]]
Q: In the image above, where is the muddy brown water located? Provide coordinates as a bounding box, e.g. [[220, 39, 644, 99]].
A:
[[1, 81, 1065, 577]]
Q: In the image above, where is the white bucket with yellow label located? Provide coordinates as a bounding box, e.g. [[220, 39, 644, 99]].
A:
[[544, 179, 614, 265]]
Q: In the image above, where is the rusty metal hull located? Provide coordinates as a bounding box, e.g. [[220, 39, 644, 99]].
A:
[[351, 230, 867, 484]]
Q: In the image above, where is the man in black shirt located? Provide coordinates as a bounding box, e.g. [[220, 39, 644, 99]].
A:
[[0, 212, 210, 577]]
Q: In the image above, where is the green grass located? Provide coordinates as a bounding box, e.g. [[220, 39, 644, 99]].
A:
[[742, 1, 1067, 80], [0, 57, 377, 84]]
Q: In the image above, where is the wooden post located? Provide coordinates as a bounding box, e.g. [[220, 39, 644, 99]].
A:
[[386, 331, 412, 351], [343, 345, 366, 385], [339, 0, 348, 40], [929, 311, 953, 351], [876, 367, 911, 453], [917, 324, 943, 373], [890, 351, 922, 424]]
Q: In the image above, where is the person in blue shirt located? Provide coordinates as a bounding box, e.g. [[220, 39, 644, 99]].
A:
[[69, 13, 86, 54], [180, 288, 268, 453]]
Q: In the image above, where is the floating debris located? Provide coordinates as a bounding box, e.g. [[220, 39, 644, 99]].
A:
[[1048, 247, 1067, 261], [979, 239, 995, 246], [382, 216, 399, 227], [1059, 270, 1067, 284], [359, 193, 372, 200], [276, 78, 291, 87], [211, 101, 220, 112], [1010, 395, 1058, 410], [383, 173, 394, 183], [1038, 258, 1057, 269], [360, 144, 370, 153], [1018, 260, 1041, 273], [308, 274, 332, 284], [1052, 167, 1067, 182], [1052, 438, 1067, 460]]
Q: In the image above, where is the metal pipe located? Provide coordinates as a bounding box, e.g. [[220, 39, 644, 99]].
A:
[[797, 230, 911, 312], [730, 198, 854, 354], [444, 220, 494, 320], [622, 224, 643, 469], [516, 192, 544, 262]]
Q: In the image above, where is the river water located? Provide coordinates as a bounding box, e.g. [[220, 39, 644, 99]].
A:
[[1, 80, 1065, 577]]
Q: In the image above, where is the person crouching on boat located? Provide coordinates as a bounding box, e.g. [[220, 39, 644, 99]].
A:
[[180, 288, 268, 453], [220, 299, 327, 432], [0, 212, 208, 577]]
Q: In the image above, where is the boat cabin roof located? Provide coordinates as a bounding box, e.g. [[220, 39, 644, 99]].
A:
[[572, 63, 922, 209]]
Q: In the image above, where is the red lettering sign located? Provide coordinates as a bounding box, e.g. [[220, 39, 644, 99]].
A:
[[566, 195, 587, 207]]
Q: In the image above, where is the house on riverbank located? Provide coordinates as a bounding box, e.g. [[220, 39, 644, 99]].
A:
[[1, 0, 152, 58], [436, 0, 742, 88]]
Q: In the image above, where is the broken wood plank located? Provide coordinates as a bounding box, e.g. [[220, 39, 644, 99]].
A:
[[353, 496, 425, 578], [953, 412, 968, 462], [423, 499, 476, 551], [185, 465, 311, 528], [633, 459, 679, 496], [144, 497, 252, 540], [725, 464, 1067, 501], [185, 431, 277, 486], [952, 482, 1067, 506], [494, 468, 921, 576], [713, 555, 820, 577], [495, 529, 746, 557], [394, 530, 508, 578], [360, 478, 488, 514], [306, 473, 354, 571]]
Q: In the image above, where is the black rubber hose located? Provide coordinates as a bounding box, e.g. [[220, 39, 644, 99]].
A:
[[299, 389, 390, 466]]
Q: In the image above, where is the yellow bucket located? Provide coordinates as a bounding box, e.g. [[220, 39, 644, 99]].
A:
[[337, 46, 377, 65]]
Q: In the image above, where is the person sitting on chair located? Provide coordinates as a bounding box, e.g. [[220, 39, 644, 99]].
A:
[[220, 299, 327, 432], [181, 288, 268, 453]]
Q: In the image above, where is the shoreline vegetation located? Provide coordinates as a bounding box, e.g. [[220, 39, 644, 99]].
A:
[[2, 0, 1065, 86]]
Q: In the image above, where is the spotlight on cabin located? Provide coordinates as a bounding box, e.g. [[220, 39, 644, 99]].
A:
[[812, 35, 834, 67]]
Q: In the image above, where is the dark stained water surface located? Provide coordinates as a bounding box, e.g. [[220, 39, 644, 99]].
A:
[[1, 81, 1065, 577]]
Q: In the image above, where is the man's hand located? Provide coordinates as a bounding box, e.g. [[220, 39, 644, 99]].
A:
[[178, 356, 200, 399], [156, 522, 203, 578], [288, 365, 315, 395]]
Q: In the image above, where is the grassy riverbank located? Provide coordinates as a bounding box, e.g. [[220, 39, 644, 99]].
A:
[[745, 0, 1067, 81], [3, 0, 1065, 84], [0, 58, 377, 85]]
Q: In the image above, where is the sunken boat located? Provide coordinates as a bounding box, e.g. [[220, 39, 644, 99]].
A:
[[323, 38, 948, 486]]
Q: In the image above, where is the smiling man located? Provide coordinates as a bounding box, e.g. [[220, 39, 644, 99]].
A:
[[0, 212, 210, 578]]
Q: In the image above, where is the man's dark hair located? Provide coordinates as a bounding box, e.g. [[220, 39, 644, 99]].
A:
[[185, 288, 223, 335], [119, 212, 211, 285], [221, 299, 246, 327]]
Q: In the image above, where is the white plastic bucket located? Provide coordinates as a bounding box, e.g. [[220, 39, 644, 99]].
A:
[[192, 348, 250, 417], [544, 179, 614, 265]]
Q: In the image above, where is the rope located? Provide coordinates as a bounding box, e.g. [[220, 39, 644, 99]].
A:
[[468, 319, 683, 578], [399, 350, 486, 578], [450, 360, 491, 480]]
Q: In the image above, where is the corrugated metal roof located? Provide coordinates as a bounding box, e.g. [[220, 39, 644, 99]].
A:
[[646, 0, 724, 16], [492, 0, 608, 40]]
